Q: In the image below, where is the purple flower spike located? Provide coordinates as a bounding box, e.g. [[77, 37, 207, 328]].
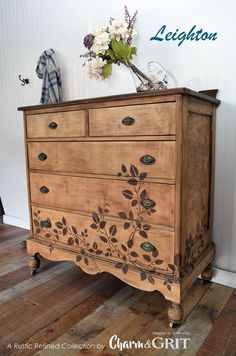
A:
[[83, 33, 94, 49]]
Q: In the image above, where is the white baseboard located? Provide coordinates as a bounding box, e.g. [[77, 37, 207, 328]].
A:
[[211, 267, 236, 288], [3, 215, 30, 230]]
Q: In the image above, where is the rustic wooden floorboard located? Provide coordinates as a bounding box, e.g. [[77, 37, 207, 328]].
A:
[[0, 224, 235, 356]]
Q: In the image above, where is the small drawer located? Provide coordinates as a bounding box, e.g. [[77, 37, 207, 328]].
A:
[[28, 141, 176, 179], [32, 206, 175, 270], [30, 173, 175, 227], [89, 102, 176, 136], [26, 110, 86, 138]]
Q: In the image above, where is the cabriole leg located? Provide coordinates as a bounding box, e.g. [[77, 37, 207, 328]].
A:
[[168, 302, 184, 328], [29, 254, 40, 276]]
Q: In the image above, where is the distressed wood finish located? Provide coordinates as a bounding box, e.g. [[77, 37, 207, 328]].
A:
[[28, 140, 176, 179], [89, 102, 176, 136], [29, 173, 175, 227], [26, 110, 86, 138], [18, 88, 220, 326]]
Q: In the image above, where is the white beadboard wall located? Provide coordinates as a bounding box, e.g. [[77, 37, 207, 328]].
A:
[[0, 0, 236, 282]]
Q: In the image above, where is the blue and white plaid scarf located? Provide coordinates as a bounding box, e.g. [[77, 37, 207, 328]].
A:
[[36, 49, 63, 104]]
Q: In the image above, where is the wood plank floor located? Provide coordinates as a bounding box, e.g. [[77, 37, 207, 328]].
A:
[[0, 224, 235, 356]]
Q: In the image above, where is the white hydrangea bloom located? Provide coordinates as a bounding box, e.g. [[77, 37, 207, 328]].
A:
[[109, 20, 137, 41], [86, 57, 107, 80], [91, 31, 110, 54], [92, 25, 107, 36]]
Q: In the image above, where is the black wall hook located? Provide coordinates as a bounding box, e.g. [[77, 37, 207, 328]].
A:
[[19, 75, 29, 86]]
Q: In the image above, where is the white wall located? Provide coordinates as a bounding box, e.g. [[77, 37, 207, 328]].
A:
[[0, 0, 236, 278]]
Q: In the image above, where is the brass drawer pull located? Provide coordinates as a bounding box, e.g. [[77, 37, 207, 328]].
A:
[[38, 152, 47, 161], [140, 154, 156, 165], [122, 116, 135, 126], [41, 219, 51, 228], [48, 121, 58, 129], [141, 198, 156, 209], [141, 242, 156, 252], [40, 186, 49, 194]]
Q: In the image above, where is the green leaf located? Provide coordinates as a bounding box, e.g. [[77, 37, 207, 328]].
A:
[[111, 39, 132, 61], [106, 49, 117, 60], [102, 63, 112, 78]]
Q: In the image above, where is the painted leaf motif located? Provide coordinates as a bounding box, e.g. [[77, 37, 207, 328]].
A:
[[96, 250, 103, 255], [115, 262, 123, 269], [150, 209, 156, 213], [140, 271, 147, 281], [62, 228, 67, 235], [45, 233, 51, 238], [143, 255, 151, 262], [104, 208, 109, 213], [130, 164, 139, 177], [143, 224, 151, 231], [168, 264, 176, 272], [152, 249, 159, 258], [131, 199, 138, 206], [123, 255, 127, 262], [62, 216, 67, 225], [98, 206, 103, 215], [122, 264, 129, 274], [90, 223, 97, 229], [122, 190, 133, 200], [136, 220, 142, 228], [139, 230, 148, 239], [148, 275, 155, 285], [93, 242, 98, 250], [155, 259, 163, 265], [92, 212, 100, 224], [55, 222, 63, 229], [167, 284, 171, 291], [111, 237, 118, 243], [36, 228, 41, 234], [68, 237, 74, 245], [75, 237, 79, 245], [72, 226, 77, 234], [130, 251, 139, 258], [99, 235, 108, 243], [117, 172, 122, 177], [118, 211, 127, 219], [129, 210, 134, 220], [76, 255, 82, 262], [124, 222, 130, 230], [140, 189, 147, 200], [53, 229, 58, 233], [84, 257, 89, 266], [99, 220, 106, 229], [128, 178, 138, 186], [88, 248, 94, 253], [109, 225, 117, 236], [139, 172, 147, 181], [127, 239, 134, 249], [121, 244, 128, 252], [121, 164, 127, 173]]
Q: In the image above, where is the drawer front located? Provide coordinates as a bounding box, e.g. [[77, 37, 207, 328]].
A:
[[26, 110, 86, 138], [30, 173, 175, 227], [32, 206, 175, 270], [28, 141, 176, 179], [89, 102, 176, 136]]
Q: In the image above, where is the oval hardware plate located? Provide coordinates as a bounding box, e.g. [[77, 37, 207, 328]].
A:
[[140, 242, 156, 252], [40, 186, 49, 194], [41, 219, 51, 228], [140, 154, 156, 165], [122, 116, 135, 126], [38, 152, 47, 161], [141, 198, 156, 209], [48, 121, 58, 129]]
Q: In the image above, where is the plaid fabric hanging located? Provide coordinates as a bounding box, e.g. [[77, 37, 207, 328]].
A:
[[36, 49, 63, 104]]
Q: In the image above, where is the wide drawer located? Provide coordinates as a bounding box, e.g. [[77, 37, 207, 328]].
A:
[[32, 206, 175, 270], [30, 173, 175, 227], [26, 110, 86, 138], [89, 102, 176, 136], [28, 141, 176, 180]]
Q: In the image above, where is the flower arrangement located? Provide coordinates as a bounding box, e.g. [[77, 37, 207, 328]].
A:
[[81, 6, 138, 80]]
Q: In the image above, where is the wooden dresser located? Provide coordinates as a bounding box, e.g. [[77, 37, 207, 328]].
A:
[[19, 88, 220, 326]]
